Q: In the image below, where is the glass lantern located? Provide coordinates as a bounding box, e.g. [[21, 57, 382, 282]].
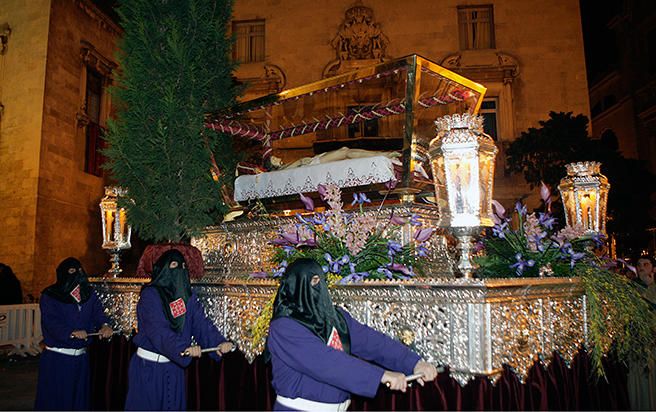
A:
[[558, 162, 610, 235], [429, 113, 498, 277], [99, 186, 132, 276]]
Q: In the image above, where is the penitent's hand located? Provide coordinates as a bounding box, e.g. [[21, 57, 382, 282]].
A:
[[216, 342, 235, 355], [99, 324, 113, 339], [71, 330, 88, 340], [381, 371, 407, 392], [184, 345, 202, 358], [413, 360, 438, 386]]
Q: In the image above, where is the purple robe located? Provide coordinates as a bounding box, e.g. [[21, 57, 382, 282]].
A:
[[124, 287, 226, 411], [34, 291, 109, 411], [267, 308, 420, 410]]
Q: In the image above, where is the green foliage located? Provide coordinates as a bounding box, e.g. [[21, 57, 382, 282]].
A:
[[103, 0, 239, 242], [506, 111, 656, 254], [579, 264, 656, 379]]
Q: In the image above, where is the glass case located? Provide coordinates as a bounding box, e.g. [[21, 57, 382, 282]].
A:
[[207, 54, 486, 195]]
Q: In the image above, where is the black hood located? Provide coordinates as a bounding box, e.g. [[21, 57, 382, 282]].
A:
[[271, 258, 350, 354], [148, 249, 192, 333], [43, 257, 92, 304]]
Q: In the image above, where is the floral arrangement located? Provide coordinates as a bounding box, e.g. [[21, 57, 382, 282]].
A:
[[264, 184, 434, 283], [474, 190, 603, 279], [475, 184, 656, 378]]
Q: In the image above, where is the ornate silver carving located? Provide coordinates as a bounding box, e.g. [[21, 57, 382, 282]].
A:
[[92, 277, 587, 385]]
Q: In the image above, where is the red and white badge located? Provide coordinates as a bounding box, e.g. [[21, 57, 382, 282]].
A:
[[70, 284, 81, 303], [169, 298, 187, 318], [327, 327, 344, 351]]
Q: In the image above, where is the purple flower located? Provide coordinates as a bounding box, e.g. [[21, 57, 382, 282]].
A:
[[492, 221, 509, 238], [538, 213, 556, 230], [510, 253, 535, 276], [416, 245, 429, 257], [591, 233, 606, 247], [317, 184, 328, 200], [491, 200, 506, 224], [340, 272, 369, 284], [299, 192, 315, 211], [281, 232, 300, 245], [473, 241, 485, 253], [540, 181, 551, 205], [529, 231, 547, 246], [272, 261, 288, 277], [296, 213, 312, 225], [351, 193, 371, 206], [272, 232, 299, 246], [298, 238, 317, 247], [562, 247, 586, 268], [388, 262, 413, 276], [515, 201, 527, 217], [414, 227, 435, 243], [385, 179, 398, 190], [389, 213, 407, 225], [324, 253, 344, 273], [387, 240, 403, 258], [377, 267, 394, 279], [248, 271, 268, 279], [282, 245, 295, 256], [409, 214, 422, 226], [312, 213, 326, 226]]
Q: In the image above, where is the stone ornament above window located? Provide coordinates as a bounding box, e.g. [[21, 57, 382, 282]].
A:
[[80, 40, 117, 78], [440, 51, 520, 84], [323, 2, 390, 77]]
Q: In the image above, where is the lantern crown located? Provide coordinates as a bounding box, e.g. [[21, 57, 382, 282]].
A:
[[565, 161, 602, 177]]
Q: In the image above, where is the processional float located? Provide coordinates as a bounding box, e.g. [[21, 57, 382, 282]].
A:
[[94, 55, 588, 384]]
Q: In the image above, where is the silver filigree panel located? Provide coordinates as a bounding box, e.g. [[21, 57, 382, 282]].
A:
[[91, 277, 586, 385]]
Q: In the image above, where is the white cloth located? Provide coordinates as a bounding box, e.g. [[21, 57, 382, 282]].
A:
[[136, 347, 171, 363], [234, 155, 396, 201], [46, 346, 87, 356], [276, 395, 351, 412]]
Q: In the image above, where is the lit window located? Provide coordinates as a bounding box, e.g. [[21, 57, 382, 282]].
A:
[[233, 20, 265, 63], [458, 5, 495, 50], [480, 98, 498, 140]]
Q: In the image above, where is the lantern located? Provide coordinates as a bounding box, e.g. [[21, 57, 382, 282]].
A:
[[558, 161, 610, 235], [99, 186, 132, 276], [429, 114, 498, 277]]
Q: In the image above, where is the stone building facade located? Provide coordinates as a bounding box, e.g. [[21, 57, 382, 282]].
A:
[[0, 0, 591, 294], [231, 0, 591, 205], [0, 0, 119, 295]]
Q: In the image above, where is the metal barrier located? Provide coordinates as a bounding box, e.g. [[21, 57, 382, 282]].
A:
[[0, 304, 42, 356]]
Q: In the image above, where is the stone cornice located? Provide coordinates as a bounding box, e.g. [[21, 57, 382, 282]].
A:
[[75, 0, 122, 36], [441, 51, 520, 85]]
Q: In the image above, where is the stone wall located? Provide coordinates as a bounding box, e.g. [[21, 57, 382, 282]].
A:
[[0, 0, 52, 295], [32, 0, 120, 294]]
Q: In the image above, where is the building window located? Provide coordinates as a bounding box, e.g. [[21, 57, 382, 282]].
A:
[[347, 106, 379, 138], [458, 5, 495, 50], [480, 98, 498, 140], [84, 69, 105, 176], [233, 20, 265, 63]]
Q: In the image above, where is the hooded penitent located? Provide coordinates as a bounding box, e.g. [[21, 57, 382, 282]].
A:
[[271, 258, 351, 354], [149, 249, 192, 333], [42, 257, 92, 304]]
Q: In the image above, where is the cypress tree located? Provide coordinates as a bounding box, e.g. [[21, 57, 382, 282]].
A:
[[104, 0, 239, 242]]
